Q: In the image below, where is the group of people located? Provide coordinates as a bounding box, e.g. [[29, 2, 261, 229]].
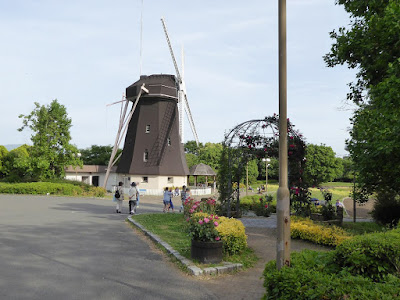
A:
[[163, 185, 190, 213], [114, 181, 139, 215], [113, 183, 190, 214]]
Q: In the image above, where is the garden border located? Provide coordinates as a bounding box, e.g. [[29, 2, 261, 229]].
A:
[[127, 216, 243, 276]]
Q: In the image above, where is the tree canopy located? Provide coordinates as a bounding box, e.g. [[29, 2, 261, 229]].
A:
[[304, 144, 343, 186], [324, 0, 400, 105], [18, 100, 81, 179], [79, 145, 121, 165]]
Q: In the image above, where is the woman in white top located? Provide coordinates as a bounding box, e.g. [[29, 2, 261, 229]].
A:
[[115, 181, 124, 213]]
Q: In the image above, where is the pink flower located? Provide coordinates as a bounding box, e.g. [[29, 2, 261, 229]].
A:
[[264, 204, 269, 208], [214, 216, 219, 220], [198, 220, 203, 225], [186, 218, 190, 222], [214, 221, 219, 227], [204, 218, 210, 223], [189, 209, 194, 213], [215, 236, 221, 241]]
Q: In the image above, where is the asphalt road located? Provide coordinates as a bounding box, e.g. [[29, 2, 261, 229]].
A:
[[0, 194, 217, 300]]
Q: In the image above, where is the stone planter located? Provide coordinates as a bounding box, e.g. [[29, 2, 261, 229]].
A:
[[191, 240, 223, 264]]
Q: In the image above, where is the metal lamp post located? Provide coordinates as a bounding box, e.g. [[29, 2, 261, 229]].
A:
[[262, 158, 271, 193], [277, 0, 291, 269]]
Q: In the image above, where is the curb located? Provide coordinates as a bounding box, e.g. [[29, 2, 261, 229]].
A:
[[127, 216, 242, 276]]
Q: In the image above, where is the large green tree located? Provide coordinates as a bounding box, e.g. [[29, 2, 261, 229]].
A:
[[198, 142, 223, 171], [2, 145, 32, 181], [304, 144, 343, 186], [18, 100, 81, 179], [324, 0, 400, 105], [325, 0, 400, 225]]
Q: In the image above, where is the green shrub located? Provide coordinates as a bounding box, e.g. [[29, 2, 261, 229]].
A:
[[291, 216, 352, 246], [263, 250, 400, 300], [333, 228, 400, 281], [240, 194, 276, 214], [217, 216, 247, 255], [371, 191, 400, 227], [0, 182, 105, 197]]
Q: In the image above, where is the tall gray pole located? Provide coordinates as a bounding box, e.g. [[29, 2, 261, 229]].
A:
[[277, 0, 291, 269]]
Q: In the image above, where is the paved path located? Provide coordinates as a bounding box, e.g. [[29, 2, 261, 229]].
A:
[[0, 194, 335, 300], [0, 195, 217, 300]]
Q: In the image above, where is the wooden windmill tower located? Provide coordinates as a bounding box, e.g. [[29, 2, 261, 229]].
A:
[[103, 18, 199, 192]]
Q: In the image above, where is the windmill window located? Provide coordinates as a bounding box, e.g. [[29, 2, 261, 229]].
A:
[[144, 149, 149, 162], [168, 177, 173, 183], [167, 137, 171, 146], [142, 176, 148, 183], [145, 125, 150, 133]]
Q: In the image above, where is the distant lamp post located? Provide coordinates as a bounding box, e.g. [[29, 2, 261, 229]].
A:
[[262, 158, 271, 192]]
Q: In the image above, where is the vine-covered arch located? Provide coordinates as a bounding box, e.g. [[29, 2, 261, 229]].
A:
[[218, 114, 308, 217]]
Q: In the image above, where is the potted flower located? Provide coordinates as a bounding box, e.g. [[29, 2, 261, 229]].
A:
[[187, 213, 222, 263]]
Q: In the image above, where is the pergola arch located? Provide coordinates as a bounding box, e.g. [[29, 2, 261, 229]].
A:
[[219, 115, 306, 217]]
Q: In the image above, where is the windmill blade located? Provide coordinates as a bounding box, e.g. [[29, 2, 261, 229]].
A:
[[160, 17, 181, 81], [183, 92, 199, 146]]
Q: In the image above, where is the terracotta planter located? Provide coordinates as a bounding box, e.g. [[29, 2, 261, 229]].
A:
[[191, 240, 223, 264]]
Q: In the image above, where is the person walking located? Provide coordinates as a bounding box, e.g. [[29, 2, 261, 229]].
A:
[[168, 188, 174, 212], [136, 182, 140, 208], [129, 182, 139, 215], [179, 185, 187, 213], [115, 181, 124, 213], [163, 187, 172, 212]]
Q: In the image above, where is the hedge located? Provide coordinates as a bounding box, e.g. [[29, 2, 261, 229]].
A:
[[291, 216, 352, 247], [0, 182, 106, 197], [263, 250, 400, 300], [263, 228, 400, 299]]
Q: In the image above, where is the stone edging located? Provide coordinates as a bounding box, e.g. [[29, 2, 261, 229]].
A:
[[127, 216, 242, 276]]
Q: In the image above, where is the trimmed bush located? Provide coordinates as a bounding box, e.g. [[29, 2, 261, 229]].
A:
[[333, 228, 400, 281], [0, 182, 106, 197], [240, 194, 277, 214], [217, 216, 248, 255], [263, 250, 400, 300], [291, 217, 352, 247]]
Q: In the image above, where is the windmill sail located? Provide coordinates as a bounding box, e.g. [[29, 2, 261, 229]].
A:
[[161, 17, 199, 146]]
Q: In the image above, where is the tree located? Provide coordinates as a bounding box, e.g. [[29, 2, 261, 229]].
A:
[[184, 140, 203, 155], [185, 153, 199, 170], [79, 145, 121, 165], [18, 100, 81, 179], [198, 142, 223, 171], [325, 1, 400, 225], [303, 144, 343, 186], [0, 145, 8, 178], [324, 0, 400, 105], [2, 145, 32, 182], [335, 156, 354, 182]]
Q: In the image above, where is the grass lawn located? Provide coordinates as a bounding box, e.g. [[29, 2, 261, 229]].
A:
[[131, 213, 258, 269]]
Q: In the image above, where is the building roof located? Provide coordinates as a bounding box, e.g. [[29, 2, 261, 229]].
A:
[[189, 163, 216, 176], [65, 165, 117, 174]]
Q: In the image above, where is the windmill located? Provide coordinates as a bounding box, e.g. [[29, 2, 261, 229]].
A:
[[102, 18, 199, 190], [161, 17, 199, 146]]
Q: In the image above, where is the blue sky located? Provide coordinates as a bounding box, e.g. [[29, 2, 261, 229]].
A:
[[0, 0, 356, 157]]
